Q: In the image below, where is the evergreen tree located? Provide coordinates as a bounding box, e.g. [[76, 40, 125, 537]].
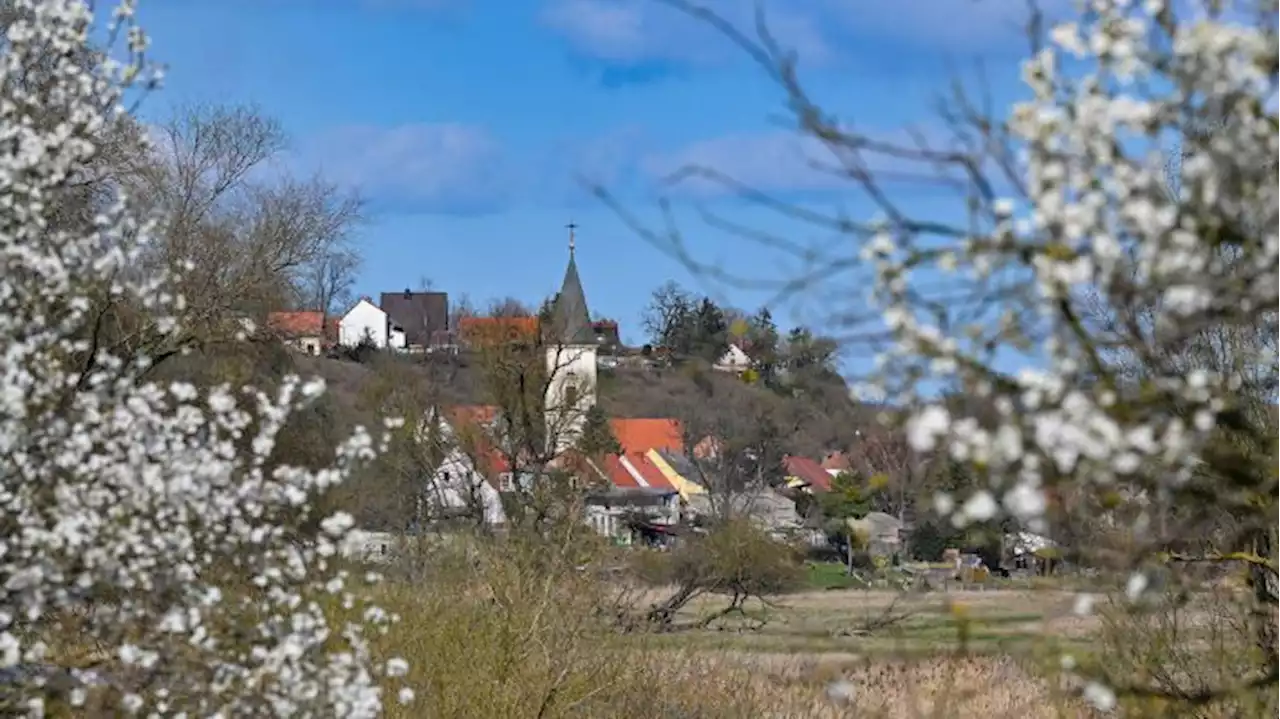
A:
[[576, 405, 622, 458], [691, 297, 729, 363], [746, 306, 780, 383]]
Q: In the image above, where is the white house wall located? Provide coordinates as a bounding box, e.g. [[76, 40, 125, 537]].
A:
[[421, 414, 507, 525], [340, 300, 389, 348]]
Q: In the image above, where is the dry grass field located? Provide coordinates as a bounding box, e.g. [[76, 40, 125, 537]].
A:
[[366, 574, 1102, 719]]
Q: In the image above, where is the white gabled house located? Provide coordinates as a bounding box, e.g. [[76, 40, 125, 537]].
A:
[[418, 407, 507, 526], [338, 297, 408, 350], [714, 343, 752, 373]]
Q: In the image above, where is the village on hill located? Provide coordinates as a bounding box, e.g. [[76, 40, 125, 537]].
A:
[[256, 230, 1057, 578], [260, 234, 849, 539]]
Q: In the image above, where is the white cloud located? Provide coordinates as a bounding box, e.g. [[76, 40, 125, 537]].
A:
[[641, 125, 965, 197], [642, 130, 843, 195], [300, 123, 512, 214], [541, 0, 832, 66]]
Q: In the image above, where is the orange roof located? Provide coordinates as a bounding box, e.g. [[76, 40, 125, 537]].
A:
[[268, 311, 326, 338], [458, 316, 540, 345], [444, 405, 509, 475], [622, 452, 674, 491], [821, 451, 851, 472], [601, 454, 641, 489], [446, 404, 499, 426], [609, 418, 682, 454]]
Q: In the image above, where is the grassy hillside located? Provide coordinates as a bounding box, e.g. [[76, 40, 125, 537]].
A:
[[295, 352, 870, 461]]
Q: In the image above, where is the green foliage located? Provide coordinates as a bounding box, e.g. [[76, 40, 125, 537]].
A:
[[819, 471, 876, 522], [637, 520, 805, 625], [908, 521, 965, 563], [783, 326, 837, 373], [691, 297, 729, 363], [575, 404, 622, 458], [641, 282, 731, 363], [745, 306, 781, 384]]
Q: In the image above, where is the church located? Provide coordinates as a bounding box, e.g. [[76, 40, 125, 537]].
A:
[[421, 228, 705, 533]]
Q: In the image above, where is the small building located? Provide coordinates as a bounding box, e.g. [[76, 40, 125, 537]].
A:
[[419, 405, 508, 526], [783, 455, 834, 492], [847, 511, 905, 557], [338, 297, 407, 350], [266, 311, 336, 355], [591, 320, 622, 354], [458, 316, 540, 349], [713, 343, 752, 374], [582, 454, 681, 544], [380, 289, 448, 352]]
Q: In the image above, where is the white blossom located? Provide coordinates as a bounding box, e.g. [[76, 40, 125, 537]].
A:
[[0, 1, 407, 714], [858, 0, 1275, 703], [1082, 681, 1117, 712]]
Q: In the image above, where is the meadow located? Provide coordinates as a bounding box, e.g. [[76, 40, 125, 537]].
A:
[[315, 530, 1219, 719]]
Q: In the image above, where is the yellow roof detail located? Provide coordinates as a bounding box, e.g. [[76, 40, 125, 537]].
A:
[[645, 449, 707, 500]]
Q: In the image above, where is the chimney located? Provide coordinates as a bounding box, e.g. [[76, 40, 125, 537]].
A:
[[403, 288, 412, 298]]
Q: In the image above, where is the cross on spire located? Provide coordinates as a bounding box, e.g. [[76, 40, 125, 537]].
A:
[[566, 221, 578, 255]]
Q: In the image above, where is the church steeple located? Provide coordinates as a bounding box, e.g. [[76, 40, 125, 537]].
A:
[[548, 222, 597, 346]]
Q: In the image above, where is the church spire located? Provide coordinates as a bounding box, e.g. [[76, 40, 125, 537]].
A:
[[548, 223, 596, 346]]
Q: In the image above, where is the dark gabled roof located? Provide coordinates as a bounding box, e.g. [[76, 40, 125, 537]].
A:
[[547, 252, 596, 346], [380, 290, 448, 348]]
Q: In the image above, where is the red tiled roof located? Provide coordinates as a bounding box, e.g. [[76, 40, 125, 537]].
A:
[[601, 454, 641, 489], [622, 452, 674, 491], [445, 405, 509, 475], [821, 451, 851, 472], [458, 316, 539, 345], [447, 404, 499, 426], [610, 418, 682, 454], [785, 455, 833, 492], [268, 311, 325, 338]]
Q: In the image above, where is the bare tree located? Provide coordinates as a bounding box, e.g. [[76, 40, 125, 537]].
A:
[[642, 280, 695, 349], [124, 103, 364, 323], [486, 296, 534, 318], [449, 292, 477, 332], [306, 248, 361, 321], [671, 373, 799, 525]]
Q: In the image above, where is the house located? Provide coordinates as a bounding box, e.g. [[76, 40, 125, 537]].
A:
[[846, 511, 905, 556], [380, 289, 448, 351], [821, 450, 851, 476], [266, 311, 337, 355], [458, 316, 540, 348], [423, 232, 698, 534], [783, 455, 834, 493], [685, 486, 802, 536], [580, 453, 682, 544], [417, 404, 508, 526], [714, 343, 752, 374], [338, 297, 407, 350], [646, 449, 709, 504], [591, 320, 621, 353]]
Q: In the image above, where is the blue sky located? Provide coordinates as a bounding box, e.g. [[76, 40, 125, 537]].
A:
[[134, 0, 1044, 358]]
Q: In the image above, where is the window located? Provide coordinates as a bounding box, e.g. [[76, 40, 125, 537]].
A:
[[561, 370, 579, 406]]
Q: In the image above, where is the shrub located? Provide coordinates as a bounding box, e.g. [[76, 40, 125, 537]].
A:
[[359, 524, 790, 719]]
